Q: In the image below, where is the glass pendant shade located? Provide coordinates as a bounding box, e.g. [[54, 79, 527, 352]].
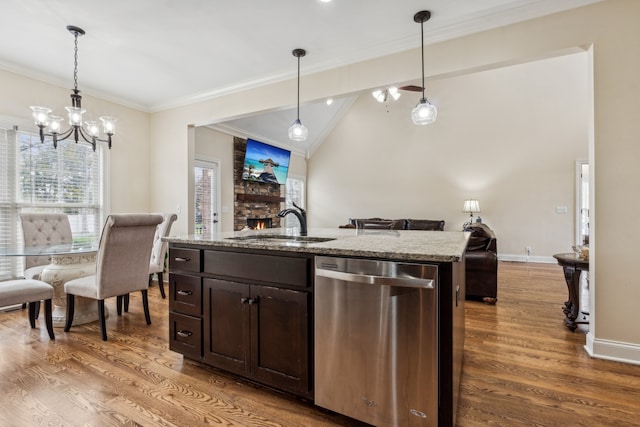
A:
[[66, 106, 86, 127], [30, 106, 51, 126], [48, 116, 63, 133], [288, 119, 308, 141], [85, 121, 100, 138], [411, 98, 437, 125], [100, 116, 116, 135]]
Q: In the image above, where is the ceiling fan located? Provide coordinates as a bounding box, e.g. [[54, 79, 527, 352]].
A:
[[397, 84, 424, 92]]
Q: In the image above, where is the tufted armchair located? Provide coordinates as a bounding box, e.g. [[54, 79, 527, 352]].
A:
[[19, 213, 73, 280], [149, 213, 178, 299], [64, 214, 163, 341]]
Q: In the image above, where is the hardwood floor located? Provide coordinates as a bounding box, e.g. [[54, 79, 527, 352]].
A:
[[1, 262, 639, 426]]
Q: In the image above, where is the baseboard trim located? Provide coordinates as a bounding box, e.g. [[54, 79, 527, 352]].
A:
[[585, 332, 640, 366], [498, 254, 556, 264]]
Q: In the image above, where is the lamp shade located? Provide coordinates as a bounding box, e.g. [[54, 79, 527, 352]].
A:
[[463, 199, 480, 213]]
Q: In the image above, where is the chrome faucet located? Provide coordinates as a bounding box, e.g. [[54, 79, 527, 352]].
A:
[[277, 201, 307, 236]]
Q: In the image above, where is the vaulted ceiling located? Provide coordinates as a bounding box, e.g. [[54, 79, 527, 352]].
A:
[[2, 0, 602, 154]]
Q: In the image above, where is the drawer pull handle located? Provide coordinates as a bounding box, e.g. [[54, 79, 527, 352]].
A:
[[174, 257, 191, 262], [177, 290, 193, 296], [177, 330, 193, 337]]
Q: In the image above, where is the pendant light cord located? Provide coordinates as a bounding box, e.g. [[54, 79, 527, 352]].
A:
[[420, 19, 425, 100], [296, 55, 301, 120]]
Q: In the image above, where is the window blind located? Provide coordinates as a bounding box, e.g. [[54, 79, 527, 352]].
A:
[[0, 128, 105, 279]]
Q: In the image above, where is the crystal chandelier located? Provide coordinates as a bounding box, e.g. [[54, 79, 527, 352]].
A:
[[30, 25, 115, 151]]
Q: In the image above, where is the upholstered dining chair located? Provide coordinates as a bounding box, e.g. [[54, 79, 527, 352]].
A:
[[0, 279, 55, 339], [63, 214, 163, 341], [148, 213, 178, 299], [19, 213, 73, 280]]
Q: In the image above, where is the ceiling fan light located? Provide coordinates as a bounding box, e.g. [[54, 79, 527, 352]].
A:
[[372, 90, 385, 102], [389, 87, 401, 100], [288, 119, 308, 141], [411, 98, 437, 125]]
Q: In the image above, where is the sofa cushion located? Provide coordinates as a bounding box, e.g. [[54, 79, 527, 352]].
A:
[[352, 218, 405, 230], [405, 219, 445, 231]]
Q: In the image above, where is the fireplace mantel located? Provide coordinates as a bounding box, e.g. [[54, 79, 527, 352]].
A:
[[236, 194, 286, 203]]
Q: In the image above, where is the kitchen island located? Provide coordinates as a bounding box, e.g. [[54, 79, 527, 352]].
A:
[[164, 228, 468, 427]]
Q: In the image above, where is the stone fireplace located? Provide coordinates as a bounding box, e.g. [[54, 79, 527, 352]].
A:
[[233, 137, 285, 231]]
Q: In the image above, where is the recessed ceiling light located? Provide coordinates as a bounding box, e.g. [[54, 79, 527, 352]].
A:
[[326, 98, 334, 106], [319, 0, 332, 3]]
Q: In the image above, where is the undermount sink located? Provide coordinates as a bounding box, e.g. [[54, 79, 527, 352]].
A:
[[225, 234, 335, 244]]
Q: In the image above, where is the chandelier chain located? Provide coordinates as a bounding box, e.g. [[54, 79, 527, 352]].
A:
[[73, 32, 79, 92]]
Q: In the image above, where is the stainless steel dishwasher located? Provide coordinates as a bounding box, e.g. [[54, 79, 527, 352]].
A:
[[314, 256, 438, 427]]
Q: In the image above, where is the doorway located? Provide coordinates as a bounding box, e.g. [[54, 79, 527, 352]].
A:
[[194, 159, 220, 235], [576, 160, 589, 246]]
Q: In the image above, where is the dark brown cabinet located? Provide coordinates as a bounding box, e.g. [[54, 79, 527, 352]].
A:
[[203, 278, 310, 396], [168, 245, 313, 399]]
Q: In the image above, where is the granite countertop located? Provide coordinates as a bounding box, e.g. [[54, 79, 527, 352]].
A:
[[164, 227, 469, 263]]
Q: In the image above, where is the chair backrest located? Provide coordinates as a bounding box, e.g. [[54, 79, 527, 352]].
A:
[[149, 213, 178, 273], [95, 214, 163, 300], [19, 213, 73, 269]]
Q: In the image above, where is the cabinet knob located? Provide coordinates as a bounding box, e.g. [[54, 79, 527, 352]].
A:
[[241, 297, 250, 304], [248, 297, 259, 305]]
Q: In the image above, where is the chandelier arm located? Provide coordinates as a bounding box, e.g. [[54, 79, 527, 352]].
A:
[[77, 128, 97, 151]]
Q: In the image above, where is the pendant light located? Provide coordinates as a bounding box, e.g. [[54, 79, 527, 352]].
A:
[[30, 25, 116, 151], [288, 48, 308, 141], [411, 11, 437, 125]]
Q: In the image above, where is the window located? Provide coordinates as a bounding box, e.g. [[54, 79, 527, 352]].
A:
[[0, 127, 105, 279], [285, 176, 305, 229]]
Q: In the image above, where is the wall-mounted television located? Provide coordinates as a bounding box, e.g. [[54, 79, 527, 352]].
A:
[[242, 138, 291, 184]]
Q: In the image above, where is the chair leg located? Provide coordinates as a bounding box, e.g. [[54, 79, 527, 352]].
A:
[[124, 294, 130, 312], [158, 272, 166, 299], [142, 290, 151, 325], [98, 300, 107, 341], [116, 295, 123, 315], [28, 302, 37, 328], [44, 299, 55, 340], [64, 294, 75, 332]]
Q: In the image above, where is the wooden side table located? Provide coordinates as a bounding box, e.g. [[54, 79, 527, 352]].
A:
[[553, 253, 589, 331]]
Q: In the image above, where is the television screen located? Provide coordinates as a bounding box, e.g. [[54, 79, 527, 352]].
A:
[[242, 139, 291, 184]]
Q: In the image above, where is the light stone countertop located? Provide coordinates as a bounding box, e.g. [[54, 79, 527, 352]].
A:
[[164, 227, 469, 263]]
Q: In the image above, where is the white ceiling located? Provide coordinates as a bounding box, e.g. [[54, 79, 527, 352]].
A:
[[2, 0, 601, 154]]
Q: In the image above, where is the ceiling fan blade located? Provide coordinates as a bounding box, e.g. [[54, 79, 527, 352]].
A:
[[398, 85, 423, 92]]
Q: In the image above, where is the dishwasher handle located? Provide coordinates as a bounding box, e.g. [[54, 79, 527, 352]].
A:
[[316, 267, 434, 289]]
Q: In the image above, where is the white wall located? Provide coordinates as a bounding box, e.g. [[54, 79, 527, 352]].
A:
[[308, 53, 589, 261], [146, 0, 640, 363], [0, 68, 150, 214]]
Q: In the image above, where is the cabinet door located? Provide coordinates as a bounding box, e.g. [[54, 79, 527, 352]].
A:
[[203, 278, 250, 375], [251, 285, 311, 397]]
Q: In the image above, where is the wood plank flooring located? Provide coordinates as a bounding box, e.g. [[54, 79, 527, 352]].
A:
[[1, 261, 639, 426]]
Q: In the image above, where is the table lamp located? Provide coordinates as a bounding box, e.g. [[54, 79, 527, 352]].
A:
[[463, 199, 481, 228]]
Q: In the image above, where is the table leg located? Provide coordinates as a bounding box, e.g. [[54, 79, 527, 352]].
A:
[[561, 265, 581, 331], [40, 253, 107, 327]]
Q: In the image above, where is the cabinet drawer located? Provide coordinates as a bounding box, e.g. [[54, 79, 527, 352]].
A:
[[169, 273, 202, 316], [169, 247, 202, 272], [169, 312, 202, 360], [204, 250, 310, 288]]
